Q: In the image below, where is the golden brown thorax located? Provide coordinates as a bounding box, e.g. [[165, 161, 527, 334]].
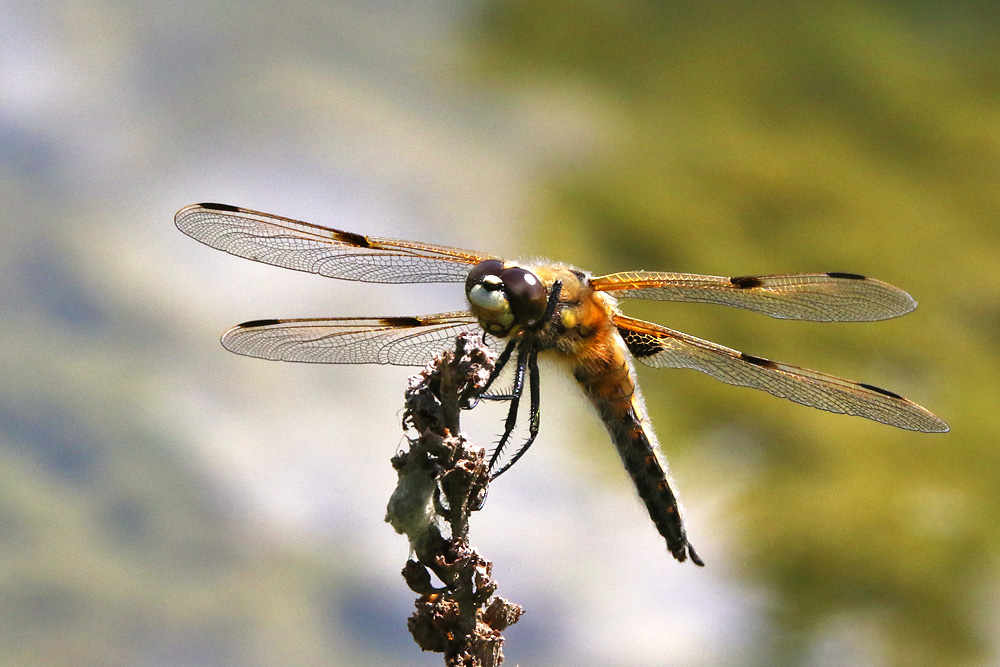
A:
[[529, 265, 622, 367]]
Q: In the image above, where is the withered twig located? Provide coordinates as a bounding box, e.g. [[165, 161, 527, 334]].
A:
[[386, 333, 523, 667]]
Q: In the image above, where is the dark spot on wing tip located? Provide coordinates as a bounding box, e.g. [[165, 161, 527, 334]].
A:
[[730, 276, 765, 288], [239, 319, 281, 328], [335, 230, 371, 248], [380, 316, 423, 327], [199, 202, 241, 212], [741, 352, 778, 369], [859, 382, 903, 399], [827, 272, 866, 280]]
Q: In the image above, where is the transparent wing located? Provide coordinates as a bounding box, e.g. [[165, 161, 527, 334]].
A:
[[175, 203, 498, 283], [221, 312, 502, 365], [614, 314, 948, 432], [592, 271, 916, 321]]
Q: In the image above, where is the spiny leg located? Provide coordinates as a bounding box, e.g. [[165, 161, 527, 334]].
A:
[[487, 280, 559, 473], [489, 348, 541, 480], [487, 343, 530, 473], [478, 279, 562, 474], [473, 279, 561, 404], [466, 337, 518, 407]]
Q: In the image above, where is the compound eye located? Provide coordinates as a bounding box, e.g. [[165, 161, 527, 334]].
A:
[[466, 259, 505, 294], [500, 266, 547, 324]]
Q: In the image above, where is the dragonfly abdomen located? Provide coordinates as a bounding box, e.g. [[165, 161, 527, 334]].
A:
[[574, 350, 703, 566]]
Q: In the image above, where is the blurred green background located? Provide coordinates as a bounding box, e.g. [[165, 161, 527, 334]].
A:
[[1, 1, 996, 665]]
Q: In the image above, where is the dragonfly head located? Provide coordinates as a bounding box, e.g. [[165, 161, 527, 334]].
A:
[[466, 260, 548, 337]]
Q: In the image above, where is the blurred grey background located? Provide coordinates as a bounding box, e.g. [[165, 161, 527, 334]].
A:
[[1, 1, 997, 665]]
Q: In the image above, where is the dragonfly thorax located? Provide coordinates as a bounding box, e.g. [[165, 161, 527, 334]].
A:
[[466, 260, 547, 337]]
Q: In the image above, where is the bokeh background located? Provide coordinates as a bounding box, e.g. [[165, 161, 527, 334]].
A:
[[2, 1, 997, 665]]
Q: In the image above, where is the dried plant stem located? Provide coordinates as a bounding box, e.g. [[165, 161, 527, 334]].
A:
[[386, 333, 523, 667]]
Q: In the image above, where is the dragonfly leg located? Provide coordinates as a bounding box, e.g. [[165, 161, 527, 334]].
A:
[[487, 344, 530, 473], [489, 348, 541, 480], [469, 280, 561, 405], [538, 280, 562, 326], [484, 280, 560, 475], [465, 337, 518, 408]]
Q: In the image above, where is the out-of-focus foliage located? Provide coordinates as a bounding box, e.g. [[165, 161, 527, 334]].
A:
[[470, 1, 999, 664], [0, 236, 376, 664]]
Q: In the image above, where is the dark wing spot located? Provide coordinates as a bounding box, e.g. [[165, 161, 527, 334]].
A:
[[333, 230, 371, 248], [199, 202, 241, 212], [859, 382, 903, 399], [730, 275, 765, 288], [379, 316, 425, 327], [827, 272, 866, 280], [740, 352, 779, 369], [619, 329, 662, 359], [239, 319, 281, 328]]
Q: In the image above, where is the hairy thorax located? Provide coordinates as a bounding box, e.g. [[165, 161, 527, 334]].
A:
[[527, 266, 633, 399]]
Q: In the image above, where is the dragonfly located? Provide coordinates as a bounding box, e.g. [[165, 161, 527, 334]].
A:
[[175, 202, 948, 566]]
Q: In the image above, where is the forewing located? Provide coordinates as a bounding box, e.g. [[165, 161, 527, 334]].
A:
[[593, 271, 916, 321], [175, 203, 498, 283], [614, 314, 947, 432], [221, 312, 501, 365]]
